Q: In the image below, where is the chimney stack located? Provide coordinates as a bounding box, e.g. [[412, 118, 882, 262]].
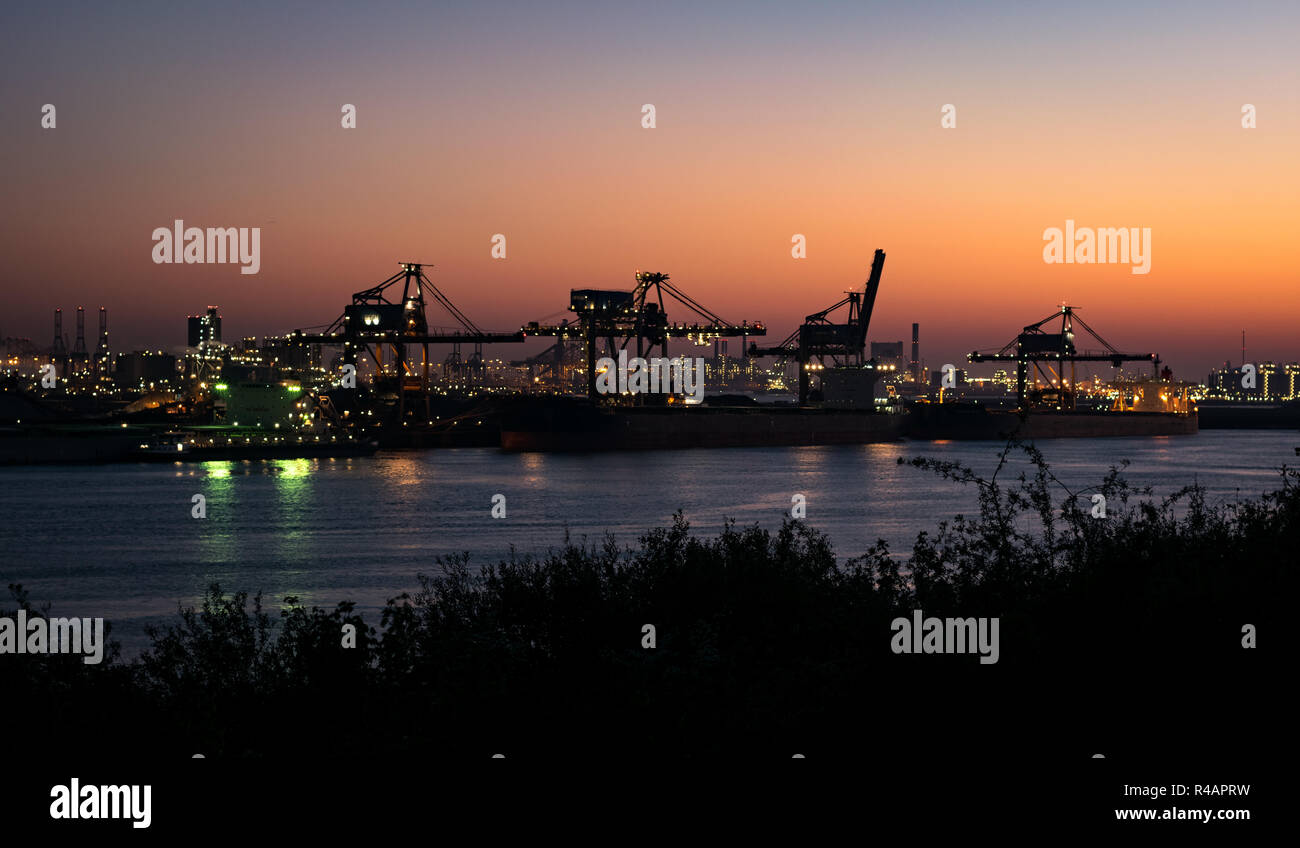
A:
[[910, 323, 920, 383]]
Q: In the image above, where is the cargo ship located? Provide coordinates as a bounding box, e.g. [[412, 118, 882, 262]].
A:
[[906, 403, 1197, 440], [501, 249, 903, 451], [1195, 399, 1300, 430], [499, 396, 905, 452]]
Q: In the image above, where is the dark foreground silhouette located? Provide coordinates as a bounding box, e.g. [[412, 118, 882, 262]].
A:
[[6, 443, 1292, 761]]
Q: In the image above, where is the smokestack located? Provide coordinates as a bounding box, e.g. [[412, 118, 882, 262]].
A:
[[910, 323, 920, 383], [52, 308, 66, 355], [1241, 329, 1246, 368], [73, 306, 87, 356]]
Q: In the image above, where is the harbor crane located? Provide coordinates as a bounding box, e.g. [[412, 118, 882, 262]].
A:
[[289, 262, 524, 417], [749, 248, 886, 405], [522, 271, 765, 402], [968, 305, 1159, 411]]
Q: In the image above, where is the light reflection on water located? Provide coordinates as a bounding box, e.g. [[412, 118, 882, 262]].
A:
[[0, 430, 1293, 655]]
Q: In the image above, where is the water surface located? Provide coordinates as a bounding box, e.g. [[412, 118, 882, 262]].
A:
[[1, 431, 1293, 654]]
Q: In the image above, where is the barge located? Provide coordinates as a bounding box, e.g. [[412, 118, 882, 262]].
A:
[[128, 429, 378, 462]]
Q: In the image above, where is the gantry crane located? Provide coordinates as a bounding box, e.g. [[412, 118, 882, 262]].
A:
[[522, 271, 765, 402], [289, 262, 524, 417], [749, 248, 886, 405], [968, 305, 1159, 411]]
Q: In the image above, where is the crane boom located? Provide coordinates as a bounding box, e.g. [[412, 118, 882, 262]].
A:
[[748, 247, 887, 404], [857, 249, 886, 347]]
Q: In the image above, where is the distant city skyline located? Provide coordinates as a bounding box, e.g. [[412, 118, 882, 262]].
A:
[[3, 300, 1293, 386]]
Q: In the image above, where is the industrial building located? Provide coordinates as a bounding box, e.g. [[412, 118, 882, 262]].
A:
[[187, 306, 222, 348]]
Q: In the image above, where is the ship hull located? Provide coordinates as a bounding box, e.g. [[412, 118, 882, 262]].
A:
[[500, 400, 905, 452], [906, 405, 1198, 440], [1195, 400, 1300, 430], [0, 428, 141, 465]]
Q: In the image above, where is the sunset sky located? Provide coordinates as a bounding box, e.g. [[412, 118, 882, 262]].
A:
[[2, 0, 1297, 378]]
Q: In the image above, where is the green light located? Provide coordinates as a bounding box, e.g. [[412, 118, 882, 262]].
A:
[[214, 383, 228, 391]]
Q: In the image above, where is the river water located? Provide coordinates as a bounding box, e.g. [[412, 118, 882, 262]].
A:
[[1, 430, 1294, 655]]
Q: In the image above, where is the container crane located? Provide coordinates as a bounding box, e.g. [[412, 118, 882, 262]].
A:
[[289, 262, 524, 418], [523, 270, 765, 402], [968, 305, 1159, 411], [749, 248, 886, 405]]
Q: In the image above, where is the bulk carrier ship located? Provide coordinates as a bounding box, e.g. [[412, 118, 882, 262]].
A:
[[499, 250, 905, 452], [499, 395, 905, 452]]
